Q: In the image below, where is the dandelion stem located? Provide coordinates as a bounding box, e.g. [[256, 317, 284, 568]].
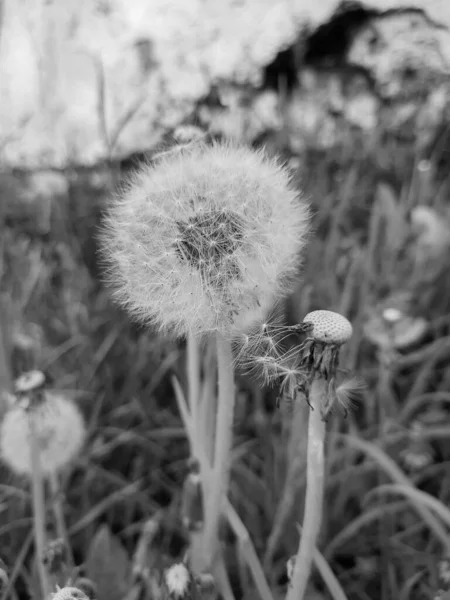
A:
[[286, 378, 326, 600], [28, 410, 51, 599], [203, 332, 235, 568], [49, 472, 75, 574], [187, 332, 201, 443]]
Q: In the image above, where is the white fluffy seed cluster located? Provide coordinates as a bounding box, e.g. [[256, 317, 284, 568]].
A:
[[101, 141, 310, 337], [303, 310, 353, 345], [0, 392, 86, 476], [164, 563, 191, 598], [50, 587, 89, 600]]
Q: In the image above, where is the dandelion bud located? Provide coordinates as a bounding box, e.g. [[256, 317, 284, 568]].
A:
[[50, 587, 89, 600], [100, 141, 310, 337], [0, 391, 86, 477]]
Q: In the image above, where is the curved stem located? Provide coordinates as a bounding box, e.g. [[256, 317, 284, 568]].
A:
[[286, 377, 327, 600], [202, 332, 235, 568]]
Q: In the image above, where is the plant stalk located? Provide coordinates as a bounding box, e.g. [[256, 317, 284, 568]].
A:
[[187, 332, 201, 443], [286, 377, 327, 600], [28, 410, 51, 599], [202, 332, 235, 569], [49, 472, 74, 574]]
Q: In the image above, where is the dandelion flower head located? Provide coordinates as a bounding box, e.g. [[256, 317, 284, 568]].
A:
[[0, 392, 86, 476], [101, 141, 310, 337]]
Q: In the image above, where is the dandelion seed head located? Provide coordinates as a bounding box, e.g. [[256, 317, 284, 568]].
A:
[[0, 392, 86, 476], [51, 587, 89, 600], [382, 308, 403, 324], [14, 370, 45, 394], [100, 141, 309, 337], [164, 563, 191, 598]]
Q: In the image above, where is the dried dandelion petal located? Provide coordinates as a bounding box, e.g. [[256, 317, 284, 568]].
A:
[[303, 310, 352, 345], [0, 392, 86, 476], [101, 141, 310, 337], [51, 587, 89, 600]]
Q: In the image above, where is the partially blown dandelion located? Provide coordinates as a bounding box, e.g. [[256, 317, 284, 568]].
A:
[[100, 141, 310, 337], [286, 310, 353, 600]]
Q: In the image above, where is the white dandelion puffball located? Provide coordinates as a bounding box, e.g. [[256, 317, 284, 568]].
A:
[[164, 563, 191, 598], [51, 587, 89, 600], [101, 141, 310, 337], [0, 392, 86, 476]]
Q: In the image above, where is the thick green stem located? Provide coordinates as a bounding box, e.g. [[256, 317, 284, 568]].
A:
[[28, 412, 51, 599], [202, 332, 235, 568], [286, 377, 327, 600]]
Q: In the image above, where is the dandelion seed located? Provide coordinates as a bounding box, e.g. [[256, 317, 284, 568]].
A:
[[335, 377, 366, 415], [100, 141, 309, 337], [0, 391, 86, 476]]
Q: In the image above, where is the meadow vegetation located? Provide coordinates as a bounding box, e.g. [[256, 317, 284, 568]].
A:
[[0, 125, 450, 600]]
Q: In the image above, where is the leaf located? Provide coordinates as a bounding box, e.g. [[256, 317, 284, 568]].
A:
[[86, 524, 131, 600]]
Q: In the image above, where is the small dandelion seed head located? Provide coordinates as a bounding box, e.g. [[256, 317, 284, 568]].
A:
[[100, 141, 310, 337], [382, 308, 403, 325], [14, 370, 46, 394], [303, 310, 353, 345], [0, 391, 86, 477], [164, 563, 191, 598], [51, 587, 89, 600]]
